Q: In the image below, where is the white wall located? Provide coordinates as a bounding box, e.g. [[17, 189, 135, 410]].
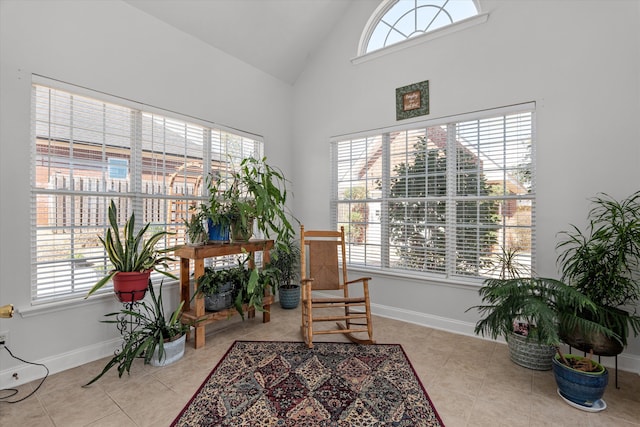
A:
[[1, 0, 639, 388], [292, 0, 640, 372], [0, 0, 293, 387]]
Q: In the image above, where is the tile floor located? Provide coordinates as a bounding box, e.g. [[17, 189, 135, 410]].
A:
[[1, 305, 639, 426]]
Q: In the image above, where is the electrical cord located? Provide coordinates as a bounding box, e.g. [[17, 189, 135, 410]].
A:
[[0, 345, 49, 403]]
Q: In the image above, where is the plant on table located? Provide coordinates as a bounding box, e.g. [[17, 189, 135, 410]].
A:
[[222, 157, 297, 250], [183, 210, 208, 246], [86, 200, 176, 300], [200, 173, 232, 240]]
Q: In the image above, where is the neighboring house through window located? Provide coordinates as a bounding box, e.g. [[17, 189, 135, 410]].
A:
[[331, 104, 535, 281], [31, 78, 263, 303]]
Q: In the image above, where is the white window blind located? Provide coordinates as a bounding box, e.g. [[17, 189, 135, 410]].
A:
[[331, 105, 535, 281], [31, 81, 263, 303]]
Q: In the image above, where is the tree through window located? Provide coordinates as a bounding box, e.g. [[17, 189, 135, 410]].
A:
[[331, 105, 535, 281]]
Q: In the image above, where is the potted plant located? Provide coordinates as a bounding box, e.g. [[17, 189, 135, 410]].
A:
[[222, 157, 297, 251], [469, 275, 614, 408], [195, 263, 250, 312], [234, 263, 279, 319], [469, 248, 557, 370], [183, 210, 207, 246], [469, 275, 611, 366], [86, 200, 177, 303], [270, 238, 301, 309], [201, 174, 231, 243], [556, 190, 640, 356], [192, 257, 274, 318], [552, 350, 609, 410], [84, 280, 190, 386]]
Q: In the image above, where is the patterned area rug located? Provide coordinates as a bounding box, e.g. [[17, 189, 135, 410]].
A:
[[172, 341, 444, 426]]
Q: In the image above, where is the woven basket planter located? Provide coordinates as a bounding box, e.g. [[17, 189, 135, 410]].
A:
[[507, 332, 556, 371]]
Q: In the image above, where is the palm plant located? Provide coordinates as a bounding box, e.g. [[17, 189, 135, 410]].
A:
[[86, 200, 176, 298], [270, 238, 301, 290], [468, 247, 615, 372], [470, 277, 613, 348], [557, 191, 640, 349]]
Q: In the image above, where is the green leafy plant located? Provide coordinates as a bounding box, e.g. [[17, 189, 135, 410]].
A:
[[192, 257, 275, 319], [84, 280, 189, 386], [200, 173, 232, 229], [183, 210, 208, 245], [557, 191, 640, 347], [468, 246, 615, 372], [223, 157, 298, 252], [86, 200, 176, 298], [469, 277, 614, 348], [195, 263, 250, 296], [234, 265, 278, 319], [270, 238, 301, 290]]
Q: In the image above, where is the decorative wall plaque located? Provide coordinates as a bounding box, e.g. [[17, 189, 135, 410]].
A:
[[396, 80, 429, 120]]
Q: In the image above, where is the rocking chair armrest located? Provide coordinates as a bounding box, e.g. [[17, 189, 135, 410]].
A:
[[301, 278, 314, 286], [345, 277, 371, 286]]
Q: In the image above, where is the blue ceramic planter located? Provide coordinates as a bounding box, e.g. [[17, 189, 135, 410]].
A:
[[279, 286, 300, 309], [552, 354, 608, 407], [207, 219, 230, 243]]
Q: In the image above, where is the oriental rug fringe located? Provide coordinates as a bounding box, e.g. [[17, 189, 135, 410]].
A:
[[172, 341, 444, 426]]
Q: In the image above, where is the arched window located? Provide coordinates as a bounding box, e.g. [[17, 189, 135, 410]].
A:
[[360, 0, 481, 55]]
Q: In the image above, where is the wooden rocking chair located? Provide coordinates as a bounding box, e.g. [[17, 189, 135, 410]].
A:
[[300, 225, 374, 348]]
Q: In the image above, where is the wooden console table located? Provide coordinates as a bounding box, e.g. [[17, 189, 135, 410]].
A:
[[175, 240, 274, 349]]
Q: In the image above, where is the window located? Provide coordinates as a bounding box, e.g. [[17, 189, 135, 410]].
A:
[[331, 104, 535, 281], [359, 0, 482, 56], [31, 80, 262, 303]]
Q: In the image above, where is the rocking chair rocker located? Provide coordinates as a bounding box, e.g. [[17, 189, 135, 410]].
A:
[[300, 225, 375, 348]]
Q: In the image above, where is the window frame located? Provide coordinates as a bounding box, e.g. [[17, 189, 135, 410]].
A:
[[354, 0, 488, 64], [30, 76, 263, 305], [331, 102, 536, 284]]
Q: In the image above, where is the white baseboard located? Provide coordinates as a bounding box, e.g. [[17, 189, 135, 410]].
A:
[[369, 302, 640, 375], [2, 302, 638, 389], [0, 338, 121, 389]]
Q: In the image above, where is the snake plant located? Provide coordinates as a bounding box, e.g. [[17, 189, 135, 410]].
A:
[[85, 200, 176, 298]]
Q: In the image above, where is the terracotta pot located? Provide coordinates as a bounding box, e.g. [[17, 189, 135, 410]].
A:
[[112, 270, 151, 303]]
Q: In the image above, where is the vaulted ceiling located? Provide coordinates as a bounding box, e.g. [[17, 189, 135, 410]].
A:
[[124, 0, 356, 85]]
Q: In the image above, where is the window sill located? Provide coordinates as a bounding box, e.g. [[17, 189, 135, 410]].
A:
[[347, 265, 483, 291], [18, 281, 179, 318], [352, 13, 489, 66]]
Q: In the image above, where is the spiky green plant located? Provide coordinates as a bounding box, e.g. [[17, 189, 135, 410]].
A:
[[84, 280, 189, 386], [86, 200, 177, 298]]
